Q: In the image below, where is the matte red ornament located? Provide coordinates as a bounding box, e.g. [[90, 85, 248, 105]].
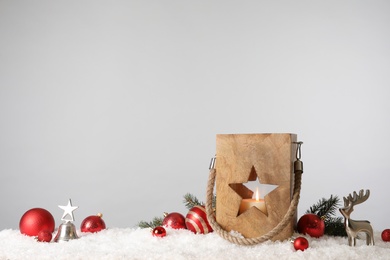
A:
[[293, 236, 309, 251], [162, 212, 186, 229], [37, 230, 52, 242], [80, 213, 106, 233], [297, 213, 325, 238], [19, 208, 55, 236], [185, 205, 213, 234], [152, 226, 167, 237], [381, 229, 390, 242]]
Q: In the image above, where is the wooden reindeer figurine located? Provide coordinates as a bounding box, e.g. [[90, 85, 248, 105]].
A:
[[339, 189, 374, 246]]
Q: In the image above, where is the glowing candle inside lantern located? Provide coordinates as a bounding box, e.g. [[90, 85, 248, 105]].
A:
[[239, 187, 267, 214]]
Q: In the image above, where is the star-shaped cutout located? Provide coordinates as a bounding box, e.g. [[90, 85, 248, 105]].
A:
[[58, 199, 78, 222], [229, 166, 278, 216]]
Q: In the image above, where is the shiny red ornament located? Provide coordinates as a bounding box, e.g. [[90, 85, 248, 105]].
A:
[[162, 212, 186, 229], [80, 213, 106, 233], [297, 213, 325, 238], [37, 230, 52, 242], [293, 237, 309, 251], [381, 229, 390, 242], [152, 226, 167, 237], [19, 208, 55, 236], [185, 205, 213, 234]]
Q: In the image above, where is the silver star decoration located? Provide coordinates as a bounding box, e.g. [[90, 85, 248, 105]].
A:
[[58, 199, 78, 222]]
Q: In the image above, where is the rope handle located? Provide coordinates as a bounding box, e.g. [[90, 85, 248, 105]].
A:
[[205, 163, 303, 245]]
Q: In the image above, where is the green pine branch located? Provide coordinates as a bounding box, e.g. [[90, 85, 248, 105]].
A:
[[138, 193, 216, 228], [183, 193, 217, 210], [306, 195, 339, 220], [183, 193, 203, 209], [306, 195, 347, 237], [137, 216, 163, 229], [324, 216, 347, 237]]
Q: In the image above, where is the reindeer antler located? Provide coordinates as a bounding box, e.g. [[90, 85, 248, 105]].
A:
[[343, 189, 370, 207]]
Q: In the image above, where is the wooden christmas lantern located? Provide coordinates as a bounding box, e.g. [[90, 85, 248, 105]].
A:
[[205, 133, 303, 244]]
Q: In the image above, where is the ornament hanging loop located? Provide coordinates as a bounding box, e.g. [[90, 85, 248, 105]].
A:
[[293, 142, 303, 174]]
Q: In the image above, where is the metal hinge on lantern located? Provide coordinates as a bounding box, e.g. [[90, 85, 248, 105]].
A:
[[209, 155, 216, 170]]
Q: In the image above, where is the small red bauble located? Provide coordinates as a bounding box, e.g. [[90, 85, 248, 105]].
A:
[[80, 213, 106, 233], [185, 205, 213, 234], [381, 229, 390, 242], [37, 230, 52, 242], [152, 226, 167, 237], [19, 208, 55, 236], [293, 237, 309, 251], [162, 212, 186, 229], [297, 213, 325, 238]]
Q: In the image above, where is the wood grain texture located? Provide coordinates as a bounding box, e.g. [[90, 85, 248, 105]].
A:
[[215, 133, 297, 241]]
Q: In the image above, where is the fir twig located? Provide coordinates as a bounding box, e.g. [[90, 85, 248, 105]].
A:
[[138, 193, 216, 228], [323, 216, 347, 237], [306, 195, 347, 237], [306, 195, 339, 220], [183, 193, 203, 209], [138, 216, 163, 229], [183, 193, 217, 210]]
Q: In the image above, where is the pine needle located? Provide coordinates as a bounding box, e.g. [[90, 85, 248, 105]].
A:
[[183, 193, 203, 209], [306, 195, 347, 237], [138, 193, 216, 228], [137, 216, 163, 229], [306, 195, 339, 219], [183, 193, 216, 210]]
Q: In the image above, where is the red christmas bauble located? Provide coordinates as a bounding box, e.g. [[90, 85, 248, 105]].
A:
[[152, 226, 167, 237], [162, 212, 186, 229], [37, 230, 52, 242], [297, 214, 325, 238], [19, 208, 55, 236], [381, 229, 390, 242], [185, 205, 213, 234], [293, 237, 309, 251], [80, 213, 106, 233]]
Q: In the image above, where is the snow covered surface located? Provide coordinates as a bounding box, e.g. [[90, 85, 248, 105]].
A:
[[1, 228, 389, 260]]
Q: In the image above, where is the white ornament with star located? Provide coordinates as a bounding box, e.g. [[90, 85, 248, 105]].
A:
[[58, 199, 78, 222]]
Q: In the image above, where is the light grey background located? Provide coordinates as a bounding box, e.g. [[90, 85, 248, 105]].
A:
[[1, 1, 389, 232]]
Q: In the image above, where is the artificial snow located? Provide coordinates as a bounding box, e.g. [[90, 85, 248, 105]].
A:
[[0, 228, 389, 260]]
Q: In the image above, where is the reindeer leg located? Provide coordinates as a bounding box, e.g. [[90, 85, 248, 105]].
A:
[[369, 233, 375, 246], [348, 235, 352, 246], [369, 228, 374, 246]]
